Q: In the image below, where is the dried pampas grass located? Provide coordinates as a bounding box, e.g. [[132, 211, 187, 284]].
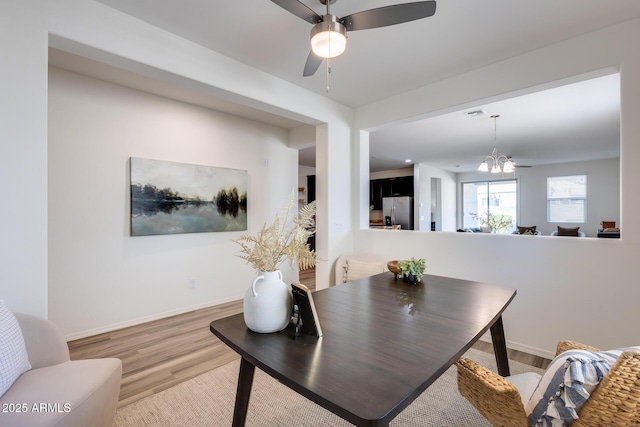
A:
[[234, 192, 318, 272]]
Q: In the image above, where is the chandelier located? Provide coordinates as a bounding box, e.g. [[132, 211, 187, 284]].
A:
[[478, 115, 516, 174]]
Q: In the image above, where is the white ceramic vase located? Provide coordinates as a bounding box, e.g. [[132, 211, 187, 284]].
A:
[[243, 270, 291, 333]]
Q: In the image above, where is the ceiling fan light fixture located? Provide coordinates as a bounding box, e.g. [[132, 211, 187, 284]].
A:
[[310, 16, 347, 58]]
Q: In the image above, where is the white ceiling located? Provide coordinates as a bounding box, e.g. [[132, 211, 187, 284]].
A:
[[370, 72, 621, 172], [95, 0, 640, 107], [89, 0, 635, 171]]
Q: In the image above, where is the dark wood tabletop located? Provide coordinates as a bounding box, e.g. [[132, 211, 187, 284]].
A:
[[210, 272, 516, 427]]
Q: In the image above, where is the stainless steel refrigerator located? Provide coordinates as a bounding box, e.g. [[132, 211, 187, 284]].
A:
[[382, 196, 414, 230]]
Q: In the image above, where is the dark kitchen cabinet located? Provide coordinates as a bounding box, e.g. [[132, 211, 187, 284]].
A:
[[390, 176, 413, 196], [307, 175, 316, 204], [370, 176, 414, 210], [306, 175, 316, 252]]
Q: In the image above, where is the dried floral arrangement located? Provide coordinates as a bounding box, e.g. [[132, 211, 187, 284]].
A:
[[234, 192, 318, 272]]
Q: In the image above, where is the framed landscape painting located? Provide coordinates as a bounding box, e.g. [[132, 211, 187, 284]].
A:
[[130, 157, 247, 236]]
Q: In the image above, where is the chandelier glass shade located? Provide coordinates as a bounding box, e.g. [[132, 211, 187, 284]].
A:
[[478, 148, 516, 173], [310, 16, 347, 58], [478, 115, 515, 174]]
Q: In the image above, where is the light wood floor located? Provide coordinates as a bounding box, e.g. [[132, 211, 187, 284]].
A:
[[68, 300, 244, 407], [68, 267, 549, 408]]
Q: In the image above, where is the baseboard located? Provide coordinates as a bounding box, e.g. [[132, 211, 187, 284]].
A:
[[505, 340, 555, 360], [64, 296, 241, 342], [478, 334, 555, 360]]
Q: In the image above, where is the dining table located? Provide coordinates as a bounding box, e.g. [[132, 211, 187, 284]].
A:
[[210, 272, 516, 426]]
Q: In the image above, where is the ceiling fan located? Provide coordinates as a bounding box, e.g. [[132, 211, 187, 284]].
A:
[[271, 0, 437, 76]]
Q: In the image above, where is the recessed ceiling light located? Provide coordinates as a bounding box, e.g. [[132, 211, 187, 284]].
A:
[[405, 159, 412, 163]]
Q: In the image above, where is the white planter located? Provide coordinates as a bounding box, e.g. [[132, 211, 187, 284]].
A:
[[243, 270, 291, 333]]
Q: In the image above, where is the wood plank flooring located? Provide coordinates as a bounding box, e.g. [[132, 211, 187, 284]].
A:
[[68, 267, 549, 408], [68, 300, 244, 407]]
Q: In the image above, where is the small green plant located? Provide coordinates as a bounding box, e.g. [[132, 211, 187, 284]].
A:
[[398, 258, 427, 283]]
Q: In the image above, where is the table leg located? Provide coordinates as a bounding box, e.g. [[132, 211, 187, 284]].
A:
[[232, 357, 256, 427], [490, 315, 511, 377]]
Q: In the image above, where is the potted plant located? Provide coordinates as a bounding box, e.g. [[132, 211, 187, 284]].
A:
[[471, 212, 513, 234], [234, 191, 318, 333], [398, 257, 426, 284]]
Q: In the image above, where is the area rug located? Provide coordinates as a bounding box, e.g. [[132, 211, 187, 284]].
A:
[[114, 348, 542, 426]]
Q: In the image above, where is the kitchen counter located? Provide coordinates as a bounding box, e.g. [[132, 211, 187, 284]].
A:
[[370, 224, 401, 230]]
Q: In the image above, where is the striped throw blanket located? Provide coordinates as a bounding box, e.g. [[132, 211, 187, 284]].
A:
[[526, 347, 640, 427]]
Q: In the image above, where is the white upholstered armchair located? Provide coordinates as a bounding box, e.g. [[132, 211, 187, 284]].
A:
[[0, 311, 122, 427]]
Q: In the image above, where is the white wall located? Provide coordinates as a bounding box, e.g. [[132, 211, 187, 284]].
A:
[[289, 125, 316, 149], [1, 0, 354, 325], [457, 158, 620, 236], [417, 164, 457, 232], [369, 167, 414, 180], [0, 1, 49, 316], [48, 67, 301, 337], [354, 19, 640, 358], [4, 0, 640, 358]]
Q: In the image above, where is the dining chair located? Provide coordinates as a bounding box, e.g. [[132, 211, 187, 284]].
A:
[[456, 340, 640, 427]]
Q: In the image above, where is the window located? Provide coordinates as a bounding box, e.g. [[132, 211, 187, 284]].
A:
[[547, 175, 586, 223], [462, 180, 517, 233]]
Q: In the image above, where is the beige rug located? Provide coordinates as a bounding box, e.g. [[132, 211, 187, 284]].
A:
[[114, 348, 542, 426]]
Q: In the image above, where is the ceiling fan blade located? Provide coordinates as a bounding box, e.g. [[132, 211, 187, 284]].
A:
[[303, 51, 323, 77], [271, 0, 322, 24], [340, 1, 436, 32]]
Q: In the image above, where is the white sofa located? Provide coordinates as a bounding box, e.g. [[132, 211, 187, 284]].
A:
[[0, 313, 122, 427]]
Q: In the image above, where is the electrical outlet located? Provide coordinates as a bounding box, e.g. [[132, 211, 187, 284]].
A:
[[188, 278, 196, 289]]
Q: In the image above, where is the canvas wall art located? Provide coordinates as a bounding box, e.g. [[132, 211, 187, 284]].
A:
[[130, 157, 247, 236]]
